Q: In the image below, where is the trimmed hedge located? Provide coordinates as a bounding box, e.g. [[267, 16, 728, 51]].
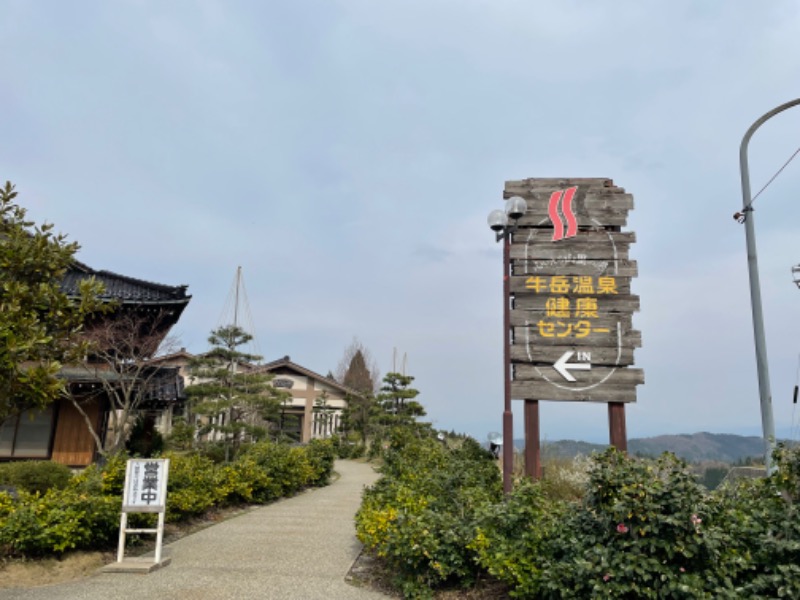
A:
[[356, 431, 501, 597], [357, 438, 800, 599], [0, 438, 338, 558], [0, 460, 72, 494]]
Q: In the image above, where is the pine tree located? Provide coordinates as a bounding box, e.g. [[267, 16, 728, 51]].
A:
[[187, 325, 287, 458], [377, 372, 425, 428]]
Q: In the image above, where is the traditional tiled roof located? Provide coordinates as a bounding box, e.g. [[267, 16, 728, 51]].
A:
[[150, 349, 259, 371], [156, 351, 362, 397], [62, 260, 190, 305], [59, 364, 186, 406], [257, 355, 364, 398]]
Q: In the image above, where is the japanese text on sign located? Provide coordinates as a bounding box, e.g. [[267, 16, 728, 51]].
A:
[[524, 275, 617, 340], [524, 275, 619, 295], [123, 459, 168, 512]]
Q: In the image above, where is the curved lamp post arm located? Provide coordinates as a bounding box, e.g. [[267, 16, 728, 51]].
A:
[[738, 97, 800, 474], [740, 98, 800, 210]]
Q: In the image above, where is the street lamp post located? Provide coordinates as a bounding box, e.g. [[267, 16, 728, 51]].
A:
[[737, 97, 800, 474], [488, 196, 527, 494]]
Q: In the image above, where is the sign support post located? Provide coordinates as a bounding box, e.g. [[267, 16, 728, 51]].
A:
[[502, 232, 514, 494], [608, 402, 628, 452], [524, 399, 541, 479]]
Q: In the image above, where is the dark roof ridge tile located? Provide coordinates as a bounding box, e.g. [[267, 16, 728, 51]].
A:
[[94, 269, 189, 296]]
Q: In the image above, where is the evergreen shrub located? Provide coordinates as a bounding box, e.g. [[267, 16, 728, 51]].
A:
[[0, 460, 72, 494], [356, 430, 501, 597], [306, 438, 336, 486], [0, 440, 341, 559], [0, 488, 118, 556]]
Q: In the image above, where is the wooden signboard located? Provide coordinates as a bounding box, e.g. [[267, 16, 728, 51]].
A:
[[504, 178, 643, 404]]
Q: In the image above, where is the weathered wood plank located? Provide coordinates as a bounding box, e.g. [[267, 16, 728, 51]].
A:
[[512, 381, 639, 403], [513, 325, 642, 348], [516, 211, 628, 228], [505, 177, 620, 190], [511, 244, 631, 267], [507, 192, 634, 213], [514, 365, 644, 385], [513, 294, 640, 313], [510, 311, 634, 329], [512, 230, 636, 245], [509, 237, 630, 263], [513, 260, 638, 278], [510, 345, 637, 366], [511, 275, 632, 295]]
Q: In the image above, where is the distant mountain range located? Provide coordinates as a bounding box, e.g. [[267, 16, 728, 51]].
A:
[[513, 432, 783, 464]]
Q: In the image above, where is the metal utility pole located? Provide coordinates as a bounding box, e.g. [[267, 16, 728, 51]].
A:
[[738, 97, 800, 473]]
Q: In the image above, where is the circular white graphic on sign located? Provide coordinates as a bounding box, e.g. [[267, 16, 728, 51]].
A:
[[523, 216, 622, 392]]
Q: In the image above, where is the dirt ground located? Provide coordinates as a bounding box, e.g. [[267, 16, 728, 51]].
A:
[[0, 504, 254, 590], [346, 550, 510, 599], [0, 551, 112, 589]]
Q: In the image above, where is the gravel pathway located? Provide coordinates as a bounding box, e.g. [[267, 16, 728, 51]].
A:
[[4, 460, 391, 600]]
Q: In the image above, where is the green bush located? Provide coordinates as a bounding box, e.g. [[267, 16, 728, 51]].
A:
[[218, 456, 277, 504], [77, 452, 129, 496], [0, 487, 119, 556], [534, 450, 728, 599], [163, 452, 221, 521], [356, 432, 501, 597], [306, 438, 336, 486], [472, 480, 564, 598], [0, 460, 72, 494], [331, 434, 366, 459], [242, 440, 313, 497], [349, 443, 366, 459], [357, 440, 800, 599], [706, 445, 800, 598], [0, 440, 339, 559]]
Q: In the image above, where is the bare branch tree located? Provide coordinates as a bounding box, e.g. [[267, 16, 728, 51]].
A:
[[64, 308, 182, 456]]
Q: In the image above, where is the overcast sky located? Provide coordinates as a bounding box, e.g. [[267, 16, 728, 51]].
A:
[[3, 1, 800, 444]]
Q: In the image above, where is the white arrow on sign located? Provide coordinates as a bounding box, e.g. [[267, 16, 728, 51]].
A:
[[553, 351, 592, 382]]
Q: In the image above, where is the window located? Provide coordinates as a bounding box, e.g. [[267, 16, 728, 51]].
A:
[[0, 407, 54, 458]]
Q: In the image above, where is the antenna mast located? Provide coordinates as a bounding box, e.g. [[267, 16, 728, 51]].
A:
[[234, 266, 241, 329]]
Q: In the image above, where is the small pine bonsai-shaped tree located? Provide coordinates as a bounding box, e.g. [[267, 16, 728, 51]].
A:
[[187, 325, 288, 459]]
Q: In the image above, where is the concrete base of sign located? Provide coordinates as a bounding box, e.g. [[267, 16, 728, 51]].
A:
[[100, 556, 172, 574]]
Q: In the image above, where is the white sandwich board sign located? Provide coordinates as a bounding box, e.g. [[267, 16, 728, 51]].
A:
[[115, 458, 171, 569]]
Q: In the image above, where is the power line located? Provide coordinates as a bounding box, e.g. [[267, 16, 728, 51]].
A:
[[750, 145, 800, 205]]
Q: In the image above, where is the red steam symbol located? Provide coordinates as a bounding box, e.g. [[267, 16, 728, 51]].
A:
[[547, 186, 578, 241]]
